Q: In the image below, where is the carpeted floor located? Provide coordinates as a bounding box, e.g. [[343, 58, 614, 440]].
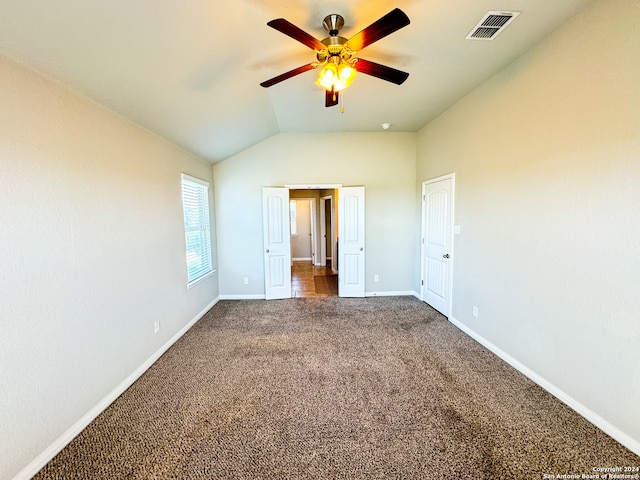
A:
[[34, 297, 639, 479]]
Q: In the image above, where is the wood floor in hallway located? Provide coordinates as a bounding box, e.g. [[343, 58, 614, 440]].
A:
[[291, 261, 336, 298]]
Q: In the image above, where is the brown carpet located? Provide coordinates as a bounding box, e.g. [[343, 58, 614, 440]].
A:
[[313, 274, 337, 295], [34, 297, 638, 479]]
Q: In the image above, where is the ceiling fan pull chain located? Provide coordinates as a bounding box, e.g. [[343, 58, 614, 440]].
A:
[[340, 91, 345, 113]]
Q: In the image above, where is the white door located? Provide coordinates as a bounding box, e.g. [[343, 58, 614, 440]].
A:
[[421, 175, 454, 316], [338, 186, 365, 297], [262, 187, 291, 300]]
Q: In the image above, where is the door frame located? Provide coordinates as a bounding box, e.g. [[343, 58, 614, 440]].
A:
[[420, 173, 455, 316], [319, 195, 334, 269], [278, 184, 344, 296]]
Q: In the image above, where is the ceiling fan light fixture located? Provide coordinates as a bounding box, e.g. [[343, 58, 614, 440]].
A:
[[339, 63, 356, 84], [316, 60, 356, 91], [316, 63, 338, 90]]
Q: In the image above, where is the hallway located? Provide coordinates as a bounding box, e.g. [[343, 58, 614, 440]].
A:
[[291, 261, 337, 298]]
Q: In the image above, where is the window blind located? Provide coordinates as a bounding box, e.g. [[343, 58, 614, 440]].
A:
[[181, 174, 213, 287]]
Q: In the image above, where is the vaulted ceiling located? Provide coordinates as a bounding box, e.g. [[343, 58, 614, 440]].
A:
[[0, 0, 595, 163]]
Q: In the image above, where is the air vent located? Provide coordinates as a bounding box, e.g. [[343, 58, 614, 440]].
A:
[[466, 11, 520, 40]]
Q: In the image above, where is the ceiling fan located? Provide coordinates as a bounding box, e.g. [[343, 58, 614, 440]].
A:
[[260, 8, 410, 108]]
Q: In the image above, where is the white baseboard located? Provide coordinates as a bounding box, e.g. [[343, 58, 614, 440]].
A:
[[448, 315, 640, 457], [365, 291, 418, 297], [219, 294, 266, 300], [13, 297, 220, 480], [292, 257, 312, 261]]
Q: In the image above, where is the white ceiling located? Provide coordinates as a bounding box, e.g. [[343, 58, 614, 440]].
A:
[[0, 0, 595, 163]]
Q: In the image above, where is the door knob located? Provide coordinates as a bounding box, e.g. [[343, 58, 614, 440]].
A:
[[443, 254, 450, 258], [266, 249, 270, 253], [360, 247, 364, 251]]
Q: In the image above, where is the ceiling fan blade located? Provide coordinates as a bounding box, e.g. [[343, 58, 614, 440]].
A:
[[325, 89, 339, 107], [260, 63, 316, 88], [345, 8, 410, 52], [267, 18, 326, 51], [354, 58, 409, 85]]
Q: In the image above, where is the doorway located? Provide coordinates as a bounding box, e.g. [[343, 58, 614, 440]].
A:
[[262, 185, 365, 300], [289, 190, 337, 298], [290, 199, 315, 263]]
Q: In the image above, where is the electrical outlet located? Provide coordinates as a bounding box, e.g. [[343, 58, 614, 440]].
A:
[[154, 320, 161, 334], [374, 275, 379, 282], [472, 306, 478, 318], [243, 277, 249, 285]]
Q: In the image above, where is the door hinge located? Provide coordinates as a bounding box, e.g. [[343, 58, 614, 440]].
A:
[[421, 280, 424, 286], [422, 194, 425, 201]]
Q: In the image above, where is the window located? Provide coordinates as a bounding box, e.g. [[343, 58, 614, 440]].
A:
[[290, 200, 297, 236], [181, 174, 213, 287]]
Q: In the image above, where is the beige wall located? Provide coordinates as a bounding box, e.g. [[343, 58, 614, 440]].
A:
[[290, 199, 312, 260], [416, 0, 640, 451], [213, 132, 417, 297], [0, 55, 218, 479], [4, 0, 640, 476]]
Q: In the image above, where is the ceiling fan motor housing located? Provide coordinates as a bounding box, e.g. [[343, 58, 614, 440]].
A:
[[317, 14, 349, 63]]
